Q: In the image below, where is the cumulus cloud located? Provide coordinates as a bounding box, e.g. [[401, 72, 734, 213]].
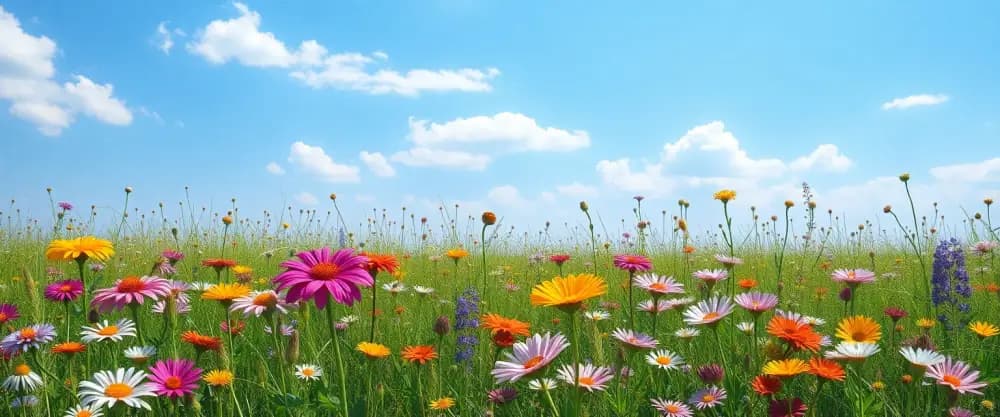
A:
[[294, 191, 318, 206], [789, 144, 852, 172], [265, 161, 285, 175], [0, 6, 132, 135], [556, 182, 598, 198], [188, 2, 498, 95], [390, 147, 491, 171], [359, 151, 396, 177], [287, 141, 360, 183], [930, 158, 1000, 183], [881, 94, 949, 110]]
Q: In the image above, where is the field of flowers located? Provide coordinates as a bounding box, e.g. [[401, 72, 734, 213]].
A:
[[0, 180, 997, 417]]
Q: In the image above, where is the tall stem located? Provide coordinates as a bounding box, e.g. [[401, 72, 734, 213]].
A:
[[326, 307, 350, 417], [369, 273, 378, 342]]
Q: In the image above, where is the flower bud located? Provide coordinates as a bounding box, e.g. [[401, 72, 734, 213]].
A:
[[579, 201, 589, 211], [482, 211, 497, 226], [433, 315, 450, 336], [285, 330, 300, 364]]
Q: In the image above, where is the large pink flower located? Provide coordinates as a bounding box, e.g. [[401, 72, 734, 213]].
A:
[[91, 276, 172, 312], [148, 358, 202, 398], [272, 247, 372, 309]]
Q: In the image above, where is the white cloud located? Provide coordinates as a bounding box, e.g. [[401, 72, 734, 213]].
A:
[[359, 151, 396, 177], [155, 22, 174, 54], [390, 147, 491, 171], [881, 94, 949, 110], [294, 192, 318, 206], [287, 141, 360, 183], [662, 121, 784, 178], [596, 158, 672, 194], [188, 2, 498, 95], [930, 158, 1000, 183], [408, 112, 590, 152], [487, 185, 526, 207], [789, 144, 852, 172], [556, 182, 598, 198], [265, 161, 285, 175], [0, 6, 132, 135], [137, 106, 163, 124]]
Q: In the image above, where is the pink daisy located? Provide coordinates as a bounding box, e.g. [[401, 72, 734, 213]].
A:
[[714, 254, 743, 267], [688, 386, 727, 409], [830, 269, 876, 286], [925, 357, 988, 395], [556, 363, 614, 392], [272, 247, 372, 309], [693, 269, 728, 285], [492, 332, 569, 383], [91, 276, 172, 313], [229, 290, 293, 317], [651, 398, 693, 417], [148, 359, 202, 398], [613, 254, 653, 273], [633, 274, 685, 296], [682, 296, 734, 326], [637, 299, 671, 313], [44, 280, 84, 302], [611, 328, 658, 349], [733, 292, 779, 315]]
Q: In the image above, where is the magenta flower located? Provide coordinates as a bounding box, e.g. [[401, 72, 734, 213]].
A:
[[925, 356, 988, 395], [611, 328, 658, 349], [148, 359, 202, 398], [272, 247, 372, 309], [768, 398, 807, 417], [162, 249, 185, 264], [91, 276, 172, 313], [487, 387, 518, 405], [734, 291, 779, 315], [58, 201, 73, 211], [44, 280, 84, 302], [830, 269, 876, 286], [613, 254, 653, 272], [0, 304, 20, 324]]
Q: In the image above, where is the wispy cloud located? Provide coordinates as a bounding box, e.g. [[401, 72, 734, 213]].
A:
[[881, 94, 949, 110]]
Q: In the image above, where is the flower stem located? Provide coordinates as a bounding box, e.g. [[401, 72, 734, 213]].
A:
[[326, 306, 350, 417]]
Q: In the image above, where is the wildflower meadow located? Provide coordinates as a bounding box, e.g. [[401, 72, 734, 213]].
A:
[[0, 180, 997, 417]]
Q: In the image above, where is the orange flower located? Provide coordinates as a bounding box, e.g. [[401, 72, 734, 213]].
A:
[[808, 357, 845, 381], [766, 316, 822, 352], [682, 245, 696, 254], [201, 258, 237, 269], [363, 253, 399, 274], [394, 305, 405, 315], [401, 345, 438, 365], [181, 330, 222, 352], [481, 313, 531, 337], [738, 279, 758, 290], [750, 375, 782, 396], [51, 341, 87, 355], [445, 248, 469, 261]]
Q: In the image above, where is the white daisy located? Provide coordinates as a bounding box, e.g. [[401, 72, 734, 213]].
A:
[[645, 349, 684, 370], [584, 310, 611, 321], [189, 282, 214, 291], [382, 280, 407, 294], [81, 319, 137, 343], [64, 404, 105, 417], [2, 363, 43, 392], [528, 377, 558, 391], [413, 286, 435, 296], [123, 346, 156, 364], [899, 346, 945, 368], [77, 368, 156, 410], [674, 328, 701, 340], [824, 342, 880, 361], [803, 316, 826, 326], [339, 315, 359, 324], [736, 322, 755, 333], [294, 364, 323, 381]]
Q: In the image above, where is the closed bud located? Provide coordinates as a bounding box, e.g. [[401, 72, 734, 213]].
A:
[[222, 215, 233, 225], [883, 205, 892, 213], [329, 193, 337, 201], [808, 201, 816, 209], [784, 200, 794, 208], [125, 186, 133, 193], [433, 315, 450, 336], [482, 211, 497, 226], [171, 227, 178, 237], [88, 309, 100, 324], [579, 201, 589, 211], [899, 173, 910, 182], [285, 330, 300, 364], [986, 198, 994, 206]]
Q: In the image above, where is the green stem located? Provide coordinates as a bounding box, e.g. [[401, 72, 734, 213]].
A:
[[326, 307, 350, 417]]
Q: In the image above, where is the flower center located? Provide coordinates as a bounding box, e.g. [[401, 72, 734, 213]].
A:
[[60, 284, 73, 292], [703, 312, 720, 321], [942, 374, 962, 388], [649, 283, 667, 291], [97, 325, 119, 336], [104, 382, 133, 398], [18, 328, 36, 340], [523, 355, 544, 369], [309, 262, 341, 281], [666, 404, 680, 413], [77, 411, 93, 417], [656, 356, 672, 366], [847, 271, 856, 279], [117, 276, 145, 293], [852, 331, 868, 341], [0, 313, 7, 321], [578, 376, 595, 386], [302, 368, 315, 377], [164, 376, 183, 389], [252, 292, 278, 307], [628, 336, 639, 344], [14, 364, 31, 376], [702, 394, 716, 403]]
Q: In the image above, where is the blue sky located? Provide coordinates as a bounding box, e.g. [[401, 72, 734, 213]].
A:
[[2, 1, 999, 237]]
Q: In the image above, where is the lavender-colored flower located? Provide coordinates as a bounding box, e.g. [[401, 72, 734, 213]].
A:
[[1, 324, 56, 354], [454, 287, 480, 364], [831, 269, 876, 286], [714, 254, 743, 267], [688, 386, 726, 409], [948, 407, 977, 417], [611, 328, 658, 349], [696, 364, 724, 384], [58, 201, 73, 211], [487, 387, 518, 405], [932, 238, 972, 330], [156, 261, 177, 276], [733, 291, 778, 314]]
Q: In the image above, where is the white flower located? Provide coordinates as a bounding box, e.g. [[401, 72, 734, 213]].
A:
[[339, 315, 359, 324], [382, 280, 407, 294], [899, 346, 945, 368], [674, 328, 700, 339], [584, 310, 611, 321], [11, 395, 38, 408], [825, 342, 880, 361], [3, 363, 43, 392], [294, 364, 323, 381], [736, 322, 755, 333], [123, 346, 156, 363], [413, 286, 435, 295], [64, 404, 105, 417], [528, 377, 558, 391], [645, 349, 684, 370], [81, 319, 137, 343], [77, 368, 157, 410]]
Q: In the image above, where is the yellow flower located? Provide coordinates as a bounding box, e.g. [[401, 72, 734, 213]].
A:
[[429, 397, 455, 411], [232, 265, 253, 276], [835, 316, 882, 343], [762, 358, 810, 377], [870, 380, 886, 391], [916, 318, 936, 330], [530, 274, 607, 310], [202, 283, 251, 304], [713, 189, 736, 203], [968, 321, 999, 339], [45, 236, 115, 262], [203, 369, 234, 386], [445, 248, 469, 261], [357, 342, 391, 359], [982, 400, 994, 410]]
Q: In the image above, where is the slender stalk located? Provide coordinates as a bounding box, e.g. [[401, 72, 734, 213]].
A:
[[326, 307, 350, 417], [369, 273, 378, 342]]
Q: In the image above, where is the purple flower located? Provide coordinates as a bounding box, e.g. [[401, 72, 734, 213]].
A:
[[1, 324, 56, 354], [454, 288, 480, 364], [611, 328, 658, 349], [734, 291, 779, 314], [696, 364, 724, 384], [487, 387, 518, 405], [272, 247, 372, 309], [58, 201, 73, 211], [688, 386, 726, 409], [932, 239, 972, 330]]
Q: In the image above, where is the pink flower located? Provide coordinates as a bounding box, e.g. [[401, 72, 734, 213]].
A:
[[613, 254, 653, 272], [44, 280, 84, 302], [557, 363, 614, 392], [272, 247, 372, 309], [549, 254, 571, 266], [714, 254, 743, 267], [830, 269, 876, 286], [611, 328, 658, 349], [633, 274, 685, 296], [491, 332, 568, 383], [148, 359, 202, 398], [91, 276, 172, 313], [693, 269, 728, 284], [925, 357, 988, 395], [734, 292, 779, 314]]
